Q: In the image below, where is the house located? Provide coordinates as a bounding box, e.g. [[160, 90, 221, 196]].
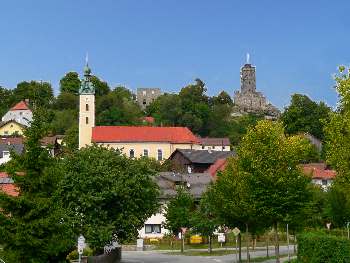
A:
[[138, 172, 213, 238], [169, 149, 235, 173], [0, 137, 24, 165], [0, 120, 26, 136], [302, 163, 336, 190], [2, 100, 33, 127], [0, 136, 61, 165], [0, 172, 18, 197], [78, 63, 200, 159], [197, 137, 231, 151]]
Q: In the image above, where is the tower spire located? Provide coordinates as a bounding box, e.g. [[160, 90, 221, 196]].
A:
[[246, 53, 250, 64]]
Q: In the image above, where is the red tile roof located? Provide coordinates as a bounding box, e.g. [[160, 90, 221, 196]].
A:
[[11, 100, 30, 111], [92, 126, 200, 144], [302, 163, 336, 180], [0, 172, 18, 197], [205, 159, 228, 178]]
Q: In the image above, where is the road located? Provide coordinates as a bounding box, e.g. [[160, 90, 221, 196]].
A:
[[122, 246, 292, 263]]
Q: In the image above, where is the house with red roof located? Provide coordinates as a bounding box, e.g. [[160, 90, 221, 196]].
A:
[[0, 100, 32, 136], [302, 163, 336, 190], [78, 64, 201, 160]]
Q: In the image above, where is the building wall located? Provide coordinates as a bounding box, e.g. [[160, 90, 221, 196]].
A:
[[2, 109, 32, 127], [79, 94, 95, 148], [137, 88, 162, 110], [138, 209, 169, 238], [0, 122, 24, 136], [97, 142, 197, 160], [194, 145, 230, 151]]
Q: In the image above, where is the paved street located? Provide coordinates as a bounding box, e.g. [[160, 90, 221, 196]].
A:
[[122, 246, 292, 263]]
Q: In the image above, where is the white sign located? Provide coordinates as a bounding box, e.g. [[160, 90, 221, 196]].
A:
[[232, 227, 241, 237], [218, 233, 225, 243], [78, 235, 86, 254]]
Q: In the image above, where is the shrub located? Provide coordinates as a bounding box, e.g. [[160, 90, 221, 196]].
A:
[[298, 232, 350, 263]]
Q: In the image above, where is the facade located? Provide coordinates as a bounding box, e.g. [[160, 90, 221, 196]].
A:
[[169, 149, 235, 173], [92, 126, 199, 160], [197, 137, 230, 151], [2, 100, 33, 127], [233, 61, 280, 118], [0, 120, 26, 136], [138, 172, 212, 238], [137, 88, 162, 110]]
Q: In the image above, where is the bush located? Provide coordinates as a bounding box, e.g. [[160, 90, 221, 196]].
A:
[[298, 232, 350, 262], [66, 247, 93, 261]]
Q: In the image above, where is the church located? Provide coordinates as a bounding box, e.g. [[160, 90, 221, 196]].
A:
[[78, 63, 201, 160]]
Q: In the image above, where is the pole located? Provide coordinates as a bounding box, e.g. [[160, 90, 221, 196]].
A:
[[235, 236, 238, 263], [287, 224, 290, 262], [78, 253, 81, 263]]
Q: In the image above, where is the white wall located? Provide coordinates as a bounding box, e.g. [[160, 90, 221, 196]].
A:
[[2, 110, 33, 127], [138, 207, 170, 239]]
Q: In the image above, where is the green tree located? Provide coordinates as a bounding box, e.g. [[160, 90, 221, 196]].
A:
[[55, 145, 159, 252], [51, 109, 78, 135], [59, 72, 81, 94], [238, 120, 312, 263], [0, 87, 15, 117], [210, 91, 233, 106], [191, 190, 220, 253], [54, 92, 78, 110], [13, 81, 54, 107], [91, 75, 110, 97], [281, 94, 331, 140], [0, 109, 74, 262], [164, 188, 195, 253]]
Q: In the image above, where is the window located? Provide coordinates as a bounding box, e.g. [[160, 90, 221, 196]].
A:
[[86, 104, 89, 111], [129, 149, 135, 158], [4, 131, 8, 135], [143, 99, 147, 105], [322, 180, 327, 186], [157, 149, 163, 161], [212, 146, 216, 149], [3, 151, 10, 158], [201, 145, 205, 149], [85, 117, 89, 124], [222, 146, 225, 150], [143, 149, 149, 157], [145, 224, 161, 234], [142, 90, 146, 96], [151, 90, 155, 94]]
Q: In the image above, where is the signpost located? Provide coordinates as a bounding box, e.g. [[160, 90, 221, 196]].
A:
[[232, 227, 241, 263], [218, 233, 225, 247], [77, 235, 86, 263]]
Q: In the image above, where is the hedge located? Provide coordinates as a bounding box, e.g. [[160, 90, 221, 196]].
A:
[[298, 232, 350, 263]]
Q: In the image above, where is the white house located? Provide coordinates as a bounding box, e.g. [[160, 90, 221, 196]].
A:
[[2, 100, 33, 127]]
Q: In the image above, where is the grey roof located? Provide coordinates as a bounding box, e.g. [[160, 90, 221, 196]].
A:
[[156, 172, 213, 199], [173, 149, 235, 164], [198, 137, 231, 146], [0, 143, 24, 158]]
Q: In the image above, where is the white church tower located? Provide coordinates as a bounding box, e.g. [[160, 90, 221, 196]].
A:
[[79, 60, 95, 149]]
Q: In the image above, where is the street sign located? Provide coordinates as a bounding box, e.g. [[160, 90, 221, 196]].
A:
[[78, 235, 86, 254], [232, 227, 241, 237], [181, 227, 187, 234], [218, 233, 225, 243]]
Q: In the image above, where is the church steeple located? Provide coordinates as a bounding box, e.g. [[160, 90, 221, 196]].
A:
[[79, 59, 95, 148]]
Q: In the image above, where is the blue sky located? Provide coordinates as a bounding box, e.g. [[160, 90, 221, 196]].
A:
[[0, 1, 348, 109]]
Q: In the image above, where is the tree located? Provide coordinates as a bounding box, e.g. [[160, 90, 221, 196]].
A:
[[191, 190, 220, 253], [51, 109, 78, 135], [0, 109, 74, 262], [281, 94, 331, 140], [209, 157, 263, 262], [59, 72, 81, 94], [13, 81, 54, 107], [91, 75, 110, 97], [0, 87, 15, 117], [164, 188, 195, 253], [54, 92, 78, 110], [237, 120, 313, 263], [55, 145, 159, 252], [210, 91, 233, 106]]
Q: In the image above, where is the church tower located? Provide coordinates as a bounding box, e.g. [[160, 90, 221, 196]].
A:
[[79, 61, 95, 149]]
